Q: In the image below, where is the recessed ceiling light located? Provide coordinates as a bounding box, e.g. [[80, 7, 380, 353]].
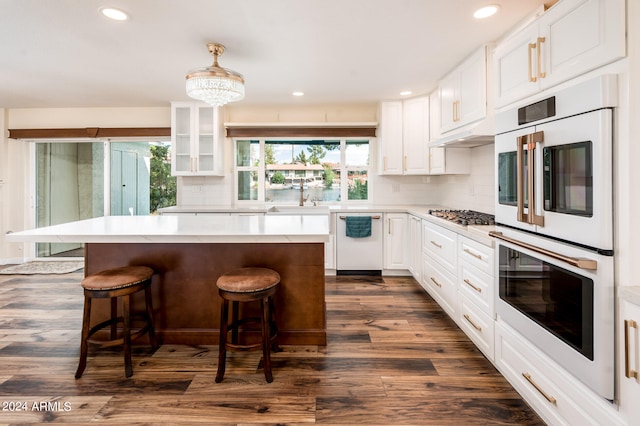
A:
[[400, 91, 412, 96], [100, 7, 129, 21], [292, 91, 304, 97], [473, 4, 500, 19]]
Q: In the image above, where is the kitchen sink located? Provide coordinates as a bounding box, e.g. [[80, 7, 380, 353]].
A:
[[267, 205, 330, 215]]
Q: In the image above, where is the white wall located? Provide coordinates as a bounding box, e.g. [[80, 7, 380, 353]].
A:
[[1, 109, 30, 263]]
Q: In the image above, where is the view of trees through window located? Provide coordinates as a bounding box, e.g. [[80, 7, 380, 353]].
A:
[[236, 139, 370, 203], [150, 143, 177, 212]]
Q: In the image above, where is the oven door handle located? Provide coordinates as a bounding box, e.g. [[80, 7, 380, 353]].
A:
[[516, 131, 545, 226], [489, 231, 597, 270]]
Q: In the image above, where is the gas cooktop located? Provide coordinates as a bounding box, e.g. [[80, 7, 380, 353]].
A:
[[428, 209, 495, 226]]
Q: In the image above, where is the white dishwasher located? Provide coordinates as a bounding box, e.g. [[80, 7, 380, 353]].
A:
[[336, 213, 383, 274]]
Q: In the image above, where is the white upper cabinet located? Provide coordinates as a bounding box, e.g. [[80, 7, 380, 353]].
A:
[[494, 0, 626, 108], [171, 102, 224, 176], [378, 97, 431, 175], [378, 101, 404, 175], [402, 96, 430, 174], [439, 46, 488, 133]]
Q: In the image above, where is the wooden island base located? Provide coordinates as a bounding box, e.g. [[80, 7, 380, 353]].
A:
[[84, 242, 326, 346]]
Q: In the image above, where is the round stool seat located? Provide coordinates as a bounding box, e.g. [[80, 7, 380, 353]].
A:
[[216, 267, 280, 294], [82, 266, 154, 291], [215, 267, 280, 383]]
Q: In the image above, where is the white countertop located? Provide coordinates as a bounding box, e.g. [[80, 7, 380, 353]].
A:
[[5, 214, 330, 244], [159, 204, 496, 247]]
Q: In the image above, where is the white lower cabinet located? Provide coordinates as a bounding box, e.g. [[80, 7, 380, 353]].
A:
[[421, 220, 458, 318], [457, 235, 495, 361], [407, 215, 422, 281], [325, 214, 337, 270], [620, 295, 640, 424], [423, 221, 457, 271], [495, 320, 624, 426], [421, 253, 457, 318], [458, 293, 494, 359], [383, 213, 408, 270]]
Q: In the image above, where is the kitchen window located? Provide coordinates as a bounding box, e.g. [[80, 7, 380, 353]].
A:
[[234, 139, 370, 204]]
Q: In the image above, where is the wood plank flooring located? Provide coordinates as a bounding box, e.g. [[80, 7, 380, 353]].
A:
[[0, 270, 545, 424]]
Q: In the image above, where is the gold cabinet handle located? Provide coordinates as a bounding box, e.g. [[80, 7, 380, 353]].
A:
[[430, 240, 442, 249], [429, 277, 442, 288], [625, 319, 638, 379], [463, 248, 482, 260], [388, 218, 391, 235], [463, 313, 482, 331], [403, 155, 407, 172], [522, 373, 557, 405], [536, 37, 546, 79], [528, 42, 537, 82], [463, 278, 482, 293]]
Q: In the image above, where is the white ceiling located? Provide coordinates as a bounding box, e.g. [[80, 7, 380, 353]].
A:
[[0, 0, 546, 109]]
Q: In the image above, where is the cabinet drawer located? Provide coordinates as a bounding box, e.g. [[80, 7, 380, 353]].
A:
[[459, 294, 494, 360], [495, 321, 624, 426], [423, 221, 457, 273], [458, 236, 493, 275], [421, 254, 457, 318], [458, 261, 494, 316]]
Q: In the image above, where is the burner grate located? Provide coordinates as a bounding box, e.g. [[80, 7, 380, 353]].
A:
[[428, 209, 495, 226]]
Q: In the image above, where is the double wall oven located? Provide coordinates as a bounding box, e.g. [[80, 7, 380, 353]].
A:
[[492, 74, 617, 400]]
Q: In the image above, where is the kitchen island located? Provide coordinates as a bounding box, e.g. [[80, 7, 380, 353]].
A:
[[6, 214, 330, 345]]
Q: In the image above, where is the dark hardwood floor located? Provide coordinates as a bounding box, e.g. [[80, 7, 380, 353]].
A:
[[0, 270, 544, 424]]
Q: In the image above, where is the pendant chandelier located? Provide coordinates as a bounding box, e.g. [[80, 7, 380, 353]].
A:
[[185, 43, 245, 107]]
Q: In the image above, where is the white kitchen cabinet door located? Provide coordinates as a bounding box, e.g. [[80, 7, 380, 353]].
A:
[[422, 220, 457, 274], [439, 46, 488, 134], [494, 24, 543, 107], [620, 297, 640, 424], [402, 96, 430, 174], [171, 102, 224, 176], [428, 90, 441, 142], [324, 234, 336, 270], [378, 101, 404, 175], [494, 0, 625, 108], [384, 213, 408, 269], [457, 47, 487, 126], [407, 215, 422, 281], [539, 0, 625, 89], [438, 72, 458, 133]]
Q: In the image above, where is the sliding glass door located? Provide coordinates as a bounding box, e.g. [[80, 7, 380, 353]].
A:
[[34, 140, 174, 258], [36, 142, 105, 257]]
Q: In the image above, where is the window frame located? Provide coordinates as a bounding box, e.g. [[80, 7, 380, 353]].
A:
[[233, 137, 372, 206]]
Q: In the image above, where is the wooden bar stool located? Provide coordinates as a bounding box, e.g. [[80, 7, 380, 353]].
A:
[[75, 265, 158, 378], [215, 267, 280, 383]]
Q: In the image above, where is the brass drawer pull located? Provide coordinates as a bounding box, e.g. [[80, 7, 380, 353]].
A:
[[429, 277, 442, 288], [625, 319, 638, 379], [522, 372, 557, 405], [463, 278, 482, 293], [430, 240, 442, 248], [463, 248, 482, 260], [463, 314, 482, 331]]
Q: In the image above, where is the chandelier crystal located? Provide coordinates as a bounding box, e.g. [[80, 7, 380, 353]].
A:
[[186, 43, 245, 107]]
